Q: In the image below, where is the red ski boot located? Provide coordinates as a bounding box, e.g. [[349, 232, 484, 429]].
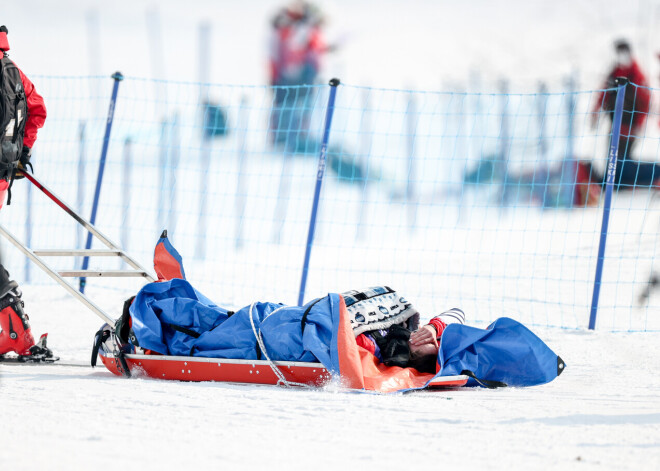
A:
[[0, 282, 36, 356]]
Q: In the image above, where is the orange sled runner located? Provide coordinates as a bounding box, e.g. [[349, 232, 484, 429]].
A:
[[98, 351, 468, 389]]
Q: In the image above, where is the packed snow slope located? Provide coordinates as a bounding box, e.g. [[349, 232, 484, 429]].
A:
[[2, 286, 660, 470]]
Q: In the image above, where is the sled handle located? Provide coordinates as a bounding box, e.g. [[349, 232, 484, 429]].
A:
[[23, 171, 155, 281]]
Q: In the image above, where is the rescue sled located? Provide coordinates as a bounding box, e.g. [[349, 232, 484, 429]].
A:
[[97, 349, 469, 388], [93, 315, 469, 389]]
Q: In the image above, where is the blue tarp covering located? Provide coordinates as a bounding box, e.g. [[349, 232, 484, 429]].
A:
[[437, 318, 564, 387], [129, 279, 343, 373]]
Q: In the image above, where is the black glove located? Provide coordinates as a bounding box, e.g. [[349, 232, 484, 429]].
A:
[[14, 146, 32, 180], [372, 324, 412, 368]]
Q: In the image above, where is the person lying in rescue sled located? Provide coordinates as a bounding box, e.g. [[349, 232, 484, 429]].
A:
[[345, 286, 466, 374], [105, 233, 564, 392]]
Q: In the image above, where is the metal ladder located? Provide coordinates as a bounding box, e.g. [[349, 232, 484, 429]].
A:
[[0, 172, 155, 325]]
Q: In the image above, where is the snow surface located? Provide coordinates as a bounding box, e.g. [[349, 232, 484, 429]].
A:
[[2, 286, 660, 470]]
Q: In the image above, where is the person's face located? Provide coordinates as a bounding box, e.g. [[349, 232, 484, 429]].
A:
[[617, 50, 632, 67], [409, 340, 438, 358]]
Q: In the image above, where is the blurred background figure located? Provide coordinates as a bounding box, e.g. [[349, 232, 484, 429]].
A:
[[591, 39, 656, 189], [268, 1, 330, 150]]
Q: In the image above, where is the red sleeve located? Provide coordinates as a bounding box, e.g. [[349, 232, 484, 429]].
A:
[[633, 79, 651, 115], [631, 62, 649, 87], [308, 27, 325, 54], [18, 68, 47, 149], [629, 64, 650, 130], [269, 60, 279, 86], [427, 317, 448, 340], [592, 67, 621, 114], [355, 333, 376, 356], [592, 76, 613, 114], [592, 89, 605, 114], [637, 87, 651, 111]]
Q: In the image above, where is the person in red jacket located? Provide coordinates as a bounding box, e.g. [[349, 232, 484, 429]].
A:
[[591, 39, 657, 188], [267, 1, 329, 147], [0, 25, 50, 360]]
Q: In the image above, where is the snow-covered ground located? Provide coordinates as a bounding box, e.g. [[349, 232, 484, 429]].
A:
[[2, 286, 660, 470]]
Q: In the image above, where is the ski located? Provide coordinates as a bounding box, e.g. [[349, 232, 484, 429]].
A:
[[0, 356, 88, 367], [0, 333, 64, 364]]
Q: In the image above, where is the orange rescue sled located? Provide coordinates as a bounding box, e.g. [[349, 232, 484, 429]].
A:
[[98, 350, 468, 389]]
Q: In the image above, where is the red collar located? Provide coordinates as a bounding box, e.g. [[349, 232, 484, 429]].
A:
[[0, 32, 9, 52]]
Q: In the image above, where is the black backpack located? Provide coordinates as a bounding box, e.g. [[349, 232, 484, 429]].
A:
[[0, 52, 27, 182]]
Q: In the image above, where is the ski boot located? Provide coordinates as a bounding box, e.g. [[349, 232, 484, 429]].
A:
[[0, 281, 36, 357], [0, 282, 59, 362]]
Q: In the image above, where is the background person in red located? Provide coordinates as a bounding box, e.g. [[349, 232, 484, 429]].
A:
[[0, 25, 50, 360], [591, 39, 654, 188], [267, 1, 329, 148]]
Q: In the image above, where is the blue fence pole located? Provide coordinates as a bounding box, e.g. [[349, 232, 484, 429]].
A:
[[537, 82, 548, 164], [498, 79, 510, 206], [589, 77, 627, 330], [297, 78, 340, 306], [169, 113, 181, 235], [405, 92, 418, 233], [557, 75, 577, 207], [79, 71, 124, 293], [120, 136, 132, 268], [76, 121, 86, 270], [235, 95, 249, 249], [157, 117, 169, 232]]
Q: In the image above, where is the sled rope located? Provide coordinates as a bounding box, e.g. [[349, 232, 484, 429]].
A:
[[248, 302, 311, 389]]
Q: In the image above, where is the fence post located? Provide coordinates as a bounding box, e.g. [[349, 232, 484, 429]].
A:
[[588, 77, 627, 330], [76, 121, 86, 270], [120, 136, 133, 267], [405, 92, 418, 232], [356, 87, 373, 241], [169, 113, 180, 235], [498, 79, 511, 205], [195, 23, 211, 259], [235, 95, 249, 249], [79, 71, 123, 293], [196, 135, 211, 259], [537, 82, 548, 163], [297, 78, 340, 306], [157, 117, 170, 231], [557, 75, 578, 207]]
